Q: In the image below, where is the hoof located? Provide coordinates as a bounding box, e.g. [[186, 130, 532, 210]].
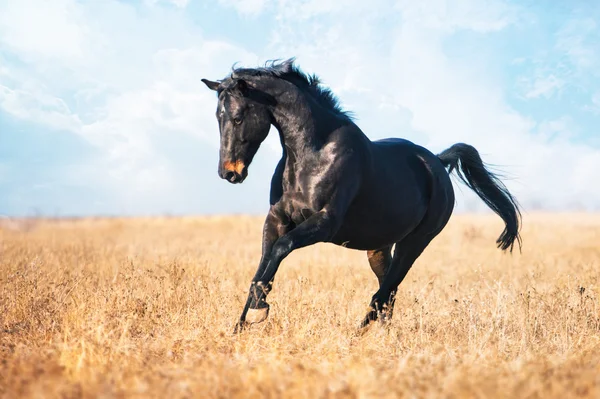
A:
[[378, 312, 392, 325], [245, 305, 270, 324], [359, 307, 377, 329]]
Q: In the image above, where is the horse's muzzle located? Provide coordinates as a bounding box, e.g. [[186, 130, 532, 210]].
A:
[[220, 160, 248, 184], [223, 170, 246, 184]]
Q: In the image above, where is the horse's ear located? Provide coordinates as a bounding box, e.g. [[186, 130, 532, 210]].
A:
[[201, 79, 220, 91]]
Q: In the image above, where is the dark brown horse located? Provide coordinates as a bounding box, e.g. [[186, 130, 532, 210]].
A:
[[201, 59, 522, 332]]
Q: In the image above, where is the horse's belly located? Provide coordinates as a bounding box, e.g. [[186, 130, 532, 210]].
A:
[[329, 203, 427, 250]]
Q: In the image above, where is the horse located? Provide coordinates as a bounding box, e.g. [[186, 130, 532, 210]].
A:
[[201, 58, 522, 333]]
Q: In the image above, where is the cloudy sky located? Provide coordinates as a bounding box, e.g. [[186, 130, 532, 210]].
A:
[[1, 0, 599, 217]]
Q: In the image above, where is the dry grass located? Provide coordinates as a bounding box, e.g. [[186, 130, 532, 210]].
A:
[[1, 213, 600, 398]]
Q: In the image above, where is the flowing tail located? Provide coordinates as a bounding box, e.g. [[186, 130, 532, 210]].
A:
[[438, 143, 522, 253]]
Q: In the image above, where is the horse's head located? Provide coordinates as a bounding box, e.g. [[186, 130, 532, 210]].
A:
[[202, 76, 273, 184]]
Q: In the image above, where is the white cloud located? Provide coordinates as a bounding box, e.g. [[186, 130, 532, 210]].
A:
[[395, 0, 518, 33], [0, 85, 82, 132], [522, 74, 564, 99], [536, 117, 573, 140], [0, 0, 92, 63], [584, 92, 600, 114], [165, 0, 190, 7], [556, 17, 599, 72], [218, 0, 269, 16], [516, 13, 599, 113], [145, 0, 191, 8]]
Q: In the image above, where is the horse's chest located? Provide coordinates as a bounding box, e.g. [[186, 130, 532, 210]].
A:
[[280, 164, 332, 224], [280, 191, 318, 225]]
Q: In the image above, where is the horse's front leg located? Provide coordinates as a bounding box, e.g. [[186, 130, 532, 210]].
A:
[[235, 209, 338, 332], [234, 209, 288, 333]]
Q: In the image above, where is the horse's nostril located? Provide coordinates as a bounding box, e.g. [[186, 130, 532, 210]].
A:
[[224, 171, 236, 182]]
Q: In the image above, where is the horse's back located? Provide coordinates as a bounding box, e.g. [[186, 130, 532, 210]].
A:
[[370, 138, 452, 185]]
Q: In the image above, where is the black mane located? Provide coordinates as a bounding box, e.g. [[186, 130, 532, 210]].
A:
[[230, 58, 354, 121]]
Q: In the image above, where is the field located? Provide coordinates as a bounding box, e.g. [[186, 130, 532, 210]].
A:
[[1, 213, 600, 398]]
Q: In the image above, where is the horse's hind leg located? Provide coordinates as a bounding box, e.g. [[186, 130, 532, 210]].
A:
[[367, 246, 393, 287], [359, 201, 452, 329], [360, 246, 392, 327], [360, 235, 434, 328]]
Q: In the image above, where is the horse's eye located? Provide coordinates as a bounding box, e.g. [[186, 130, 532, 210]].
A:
[[234, 117, 243, 125]]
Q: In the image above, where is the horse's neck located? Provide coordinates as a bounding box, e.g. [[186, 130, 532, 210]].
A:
[[270, 87, 325, 158], [274, 122, 318, 161]]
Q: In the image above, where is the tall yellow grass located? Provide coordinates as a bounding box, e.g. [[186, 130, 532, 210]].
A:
[[1, 213, 599, 398]]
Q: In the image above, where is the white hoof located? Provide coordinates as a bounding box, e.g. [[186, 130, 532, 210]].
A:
[[246, 307, 269, 324]]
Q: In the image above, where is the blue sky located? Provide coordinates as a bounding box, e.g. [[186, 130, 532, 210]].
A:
[[1, 0, 599, 217]]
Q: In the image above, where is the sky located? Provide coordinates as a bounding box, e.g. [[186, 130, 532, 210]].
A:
[[1, 0, 599, 217]]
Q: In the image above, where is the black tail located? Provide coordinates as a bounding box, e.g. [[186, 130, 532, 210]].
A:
[[438, 143, 522, 253]]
